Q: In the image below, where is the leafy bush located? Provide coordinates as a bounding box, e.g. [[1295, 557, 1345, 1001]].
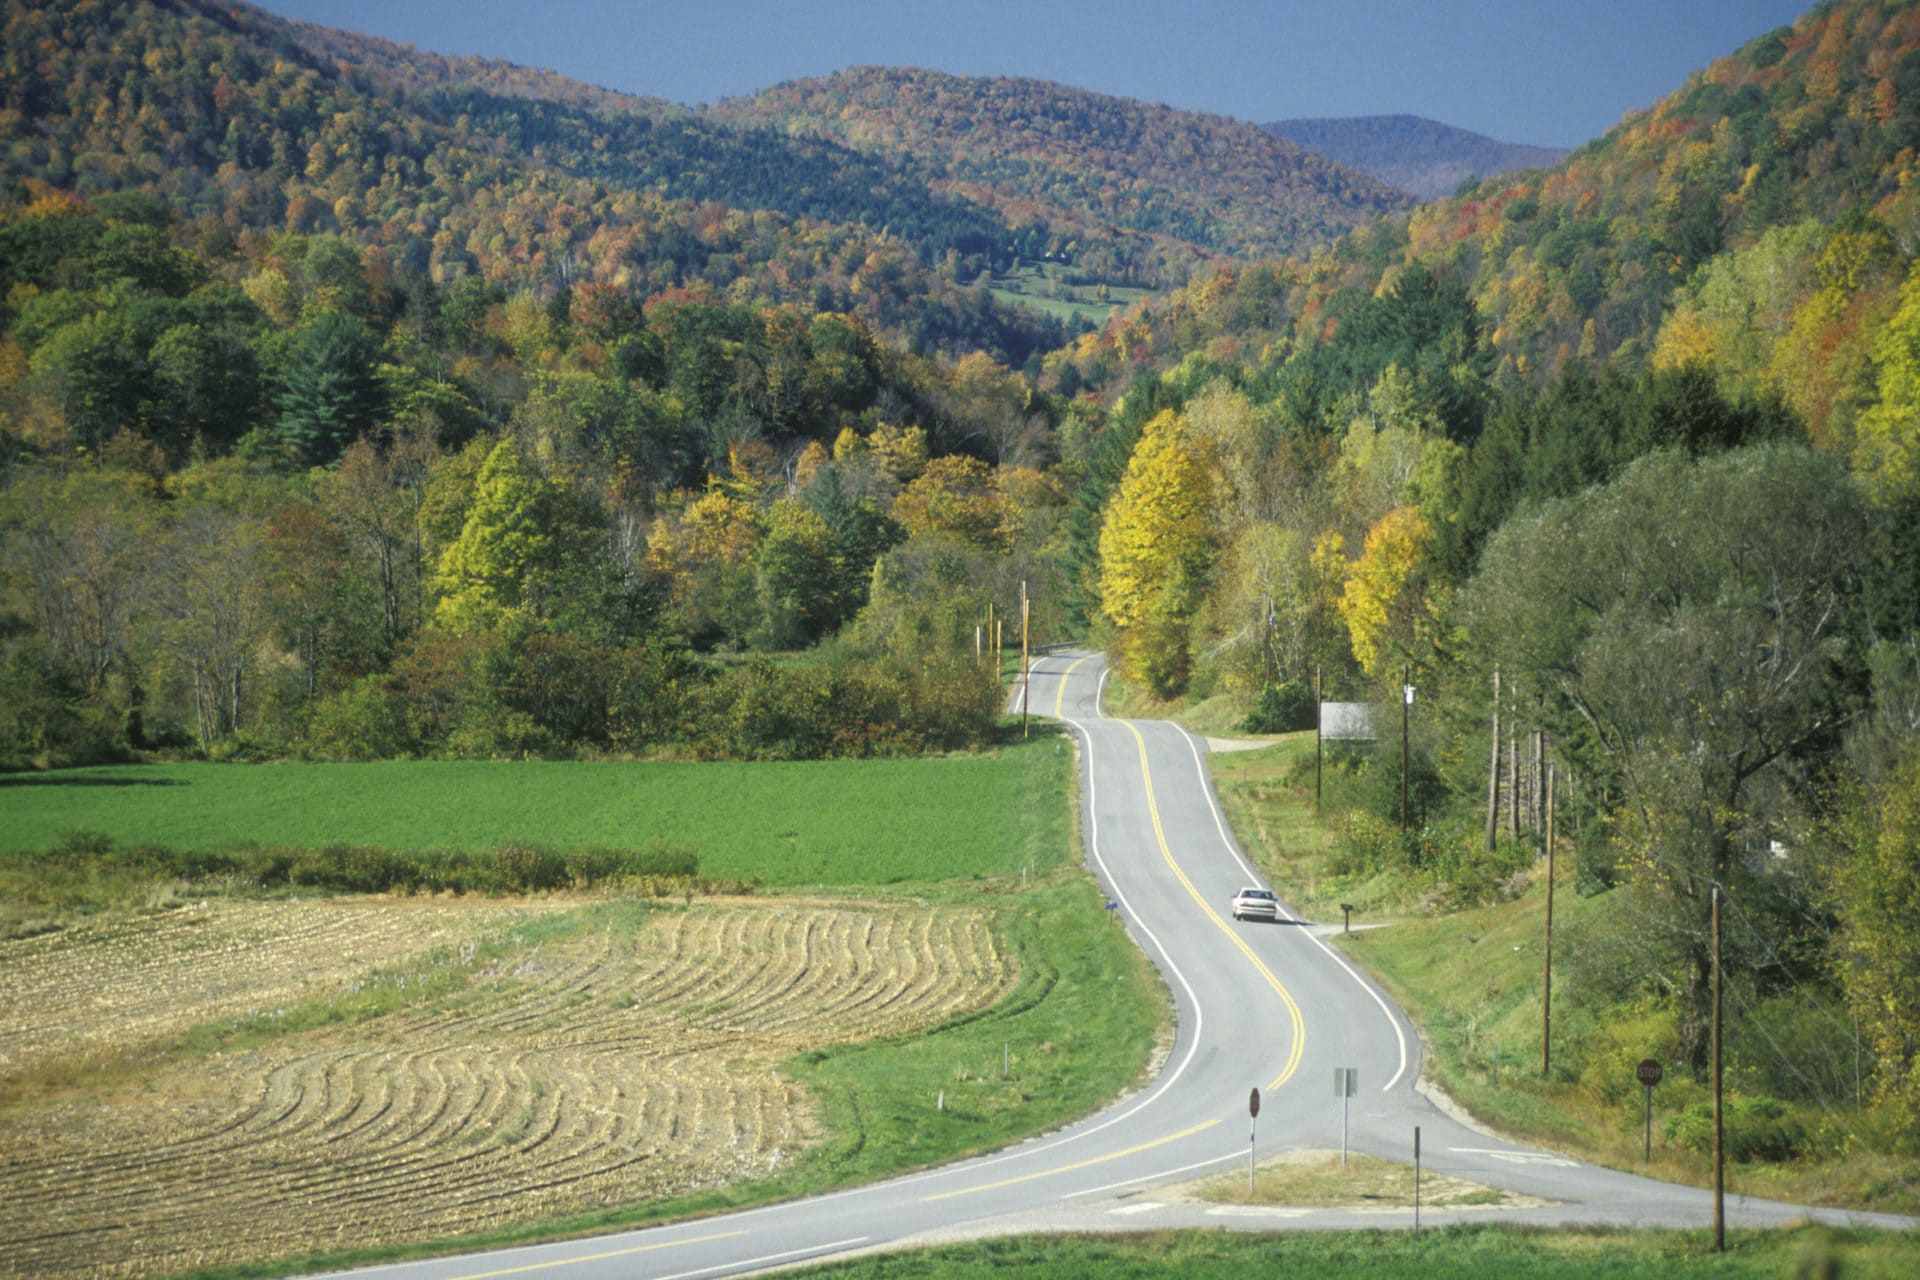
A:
[[494, 843, 567, 892], [698, 649, 999, 759], [1664, 1095, 1812, 1161], [10, 836, 705, 901], [1421, 829, 1539, 907], [307, 677, 415, 761], [1327, 810, 1406, 878], [1118, 620, 1193, 700], [1243, 680, 1314, 733], [55, 829, 116, 856], [1574, 827, 1623, 896], [1352, 743, 1446, 828]]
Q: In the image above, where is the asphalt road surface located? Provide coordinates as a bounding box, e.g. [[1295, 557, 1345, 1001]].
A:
[[309, 650, 1911, 1280]]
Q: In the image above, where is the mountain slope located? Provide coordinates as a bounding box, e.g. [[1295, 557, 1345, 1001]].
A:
[[1263, 115, 1567, 202], [1056, 0, 1920, 418], [708, 67, 1415, 284], [0, 0, 1066, 361]]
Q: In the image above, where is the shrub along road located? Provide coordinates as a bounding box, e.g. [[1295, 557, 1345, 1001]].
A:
[[308, 652, 1913, 1280]]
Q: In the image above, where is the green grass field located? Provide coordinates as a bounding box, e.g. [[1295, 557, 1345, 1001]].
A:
[[781, 1225, 1920, 1279], [0, 734, 1076, 888], [986, 265, 1153, 328]]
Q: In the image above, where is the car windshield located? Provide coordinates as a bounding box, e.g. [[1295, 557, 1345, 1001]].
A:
[[1241, 889, 1271, 898]]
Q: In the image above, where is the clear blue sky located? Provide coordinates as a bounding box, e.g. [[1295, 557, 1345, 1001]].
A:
[[254, 0, 1815, 149]]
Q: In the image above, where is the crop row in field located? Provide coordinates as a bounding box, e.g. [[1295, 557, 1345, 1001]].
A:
[[0, 896, 555, 1085], [0, 895, 1016, 1280], [0, 737, 1074, 887]]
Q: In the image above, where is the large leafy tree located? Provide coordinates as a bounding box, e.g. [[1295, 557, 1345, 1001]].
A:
[[1337, 505, 1435, 679], [434, 438, 575, 634], [1099, 407, 1219, 696], [1468, 444, 1869, 1071], [1839, 744, 1920, 1147]]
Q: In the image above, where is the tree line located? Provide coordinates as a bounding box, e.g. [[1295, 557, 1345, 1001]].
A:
[[0, 196, 1062, 764]]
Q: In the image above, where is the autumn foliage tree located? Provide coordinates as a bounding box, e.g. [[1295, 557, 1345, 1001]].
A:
[[1098, 408, 1218, 696], [1336, 505, 1435, 678], [433, 438, 570, 634]]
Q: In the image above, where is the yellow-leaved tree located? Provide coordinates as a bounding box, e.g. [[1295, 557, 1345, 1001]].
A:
[[1098, 409, 1218, 696], [1336, 505, 1434, 677], [1855, 260, 1920, 499]]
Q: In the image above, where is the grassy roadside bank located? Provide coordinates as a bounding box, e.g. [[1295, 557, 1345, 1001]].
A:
[[1204, 733, 1920, 1217], [778, 1224, 1920, 1278]]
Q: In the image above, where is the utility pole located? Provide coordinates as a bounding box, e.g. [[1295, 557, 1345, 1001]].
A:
[[1020, 580, 1031, 737], [1400, 664, 1411, 833], [1712, 882, 1725, 1252], [1541, 763, 1556, 1080], [1314, 666, 1323, 812], [1533, 730, 1546, 832]]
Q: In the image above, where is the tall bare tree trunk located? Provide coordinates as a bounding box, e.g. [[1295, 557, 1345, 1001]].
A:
[[1485, 669, 1501, 851], [1508, 717, 1520, 843], [1533, 729, 1546, 834]]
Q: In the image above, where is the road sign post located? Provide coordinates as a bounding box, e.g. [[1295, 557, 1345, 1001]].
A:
[[1413, 1125, 1422, 1231], [1248, 1087, 1261, 1194], [1335, 1068, 1357, 1166], [1636, 1058, 1663, 1160]]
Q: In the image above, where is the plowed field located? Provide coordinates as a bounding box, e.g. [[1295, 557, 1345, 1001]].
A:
[[0, 895, 1016, 1279]]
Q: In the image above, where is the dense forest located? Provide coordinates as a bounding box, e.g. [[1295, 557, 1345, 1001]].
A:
[[1, 0, 1917, 1180], [709, 66, 1414, 282]]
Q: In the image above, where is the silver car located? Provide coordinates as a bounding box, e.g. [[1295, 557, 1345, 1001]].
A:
[[1230, 886, 1279, 922]]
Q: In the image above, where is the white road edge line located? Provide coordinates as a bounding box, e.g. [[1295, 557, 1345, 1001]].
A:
[[652, 1237, 871, 1280], [1061, 1148, 1245, 1200], [1172, 724, 1411, 1093], [1049, 660, 1212, 1138]]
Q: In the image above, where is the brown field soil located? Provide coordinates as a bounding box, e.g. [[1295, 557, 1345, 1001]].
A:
[[0, 895, 1017, 1280]]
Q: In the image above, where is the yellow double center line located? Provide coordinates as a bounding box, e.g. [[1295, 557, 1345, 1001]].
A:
[[922, 657, 1306, 1204], [1120, 718, 1306, 1091], [921, 1119, 1219, 1202]]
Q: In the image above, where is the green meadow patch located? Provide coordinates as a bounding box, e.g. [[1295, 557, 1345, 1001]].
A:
[[0, 733, 1076, 890]]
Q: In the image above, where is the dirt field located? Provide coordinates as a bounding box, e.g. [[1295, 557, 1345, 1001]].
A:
[[0, 894, 1016, 1279]]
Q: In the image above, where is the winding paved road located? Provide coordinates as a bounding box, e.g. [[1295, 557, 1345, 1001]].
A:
[[311, 650, 1910, 1280]]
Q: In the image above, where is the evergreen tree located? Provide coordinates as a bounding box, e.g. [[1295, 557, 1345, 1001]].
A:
[[274, 311, 384, 464]]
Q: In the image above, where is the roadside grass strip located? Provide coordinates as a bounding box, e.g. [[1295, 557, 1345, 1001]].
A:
[[774, 1224, 1920, 1279]]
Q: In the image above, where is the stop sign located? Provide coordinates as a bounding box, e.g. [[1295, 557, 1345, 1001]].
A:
[[1249, 1087, 1261, 1119], [1636, 1058, 1664, 1088]]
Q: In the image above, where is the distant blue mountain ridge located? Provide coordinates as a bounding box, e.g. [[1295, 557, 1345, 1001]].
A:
[[1263, 114, 1568, 203]]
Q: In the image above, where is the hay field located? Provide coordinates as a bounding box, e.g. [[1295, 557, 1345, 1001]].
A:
[[0, 894, 1016, 1279]]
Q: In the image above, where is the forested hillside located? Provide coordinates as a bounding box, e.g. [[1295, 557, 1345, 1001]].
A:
[[0, 0, 1077, 363], [0, 0, 1115, 764], [1044, 0, 1920, 1185], [1263, 115, 1567, 202], [709, 67, 1414, 284]]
